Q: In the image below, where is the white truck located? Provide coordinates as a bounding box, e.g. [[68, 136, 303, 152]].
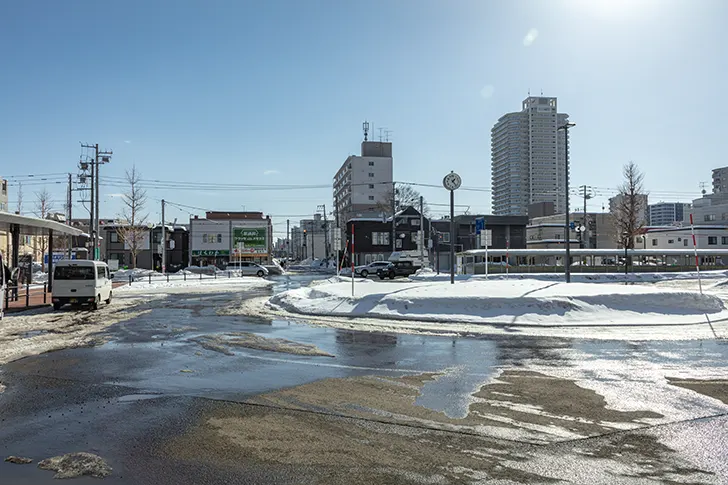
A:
[[52, 260, 113, 311]]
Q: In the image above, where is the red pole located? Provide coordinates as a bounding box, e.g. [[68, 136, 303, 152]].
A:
[[351, 223, 355, 296]]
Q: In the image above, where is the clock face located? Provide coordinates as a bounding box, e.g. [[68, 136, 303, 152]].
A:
[[443, 172, 462, 191]]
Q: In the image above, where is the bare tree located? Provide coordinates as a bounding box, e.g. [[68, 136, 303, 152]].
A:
[[611, 162, 647, 263], [376, 184, 430, 216], [116, 166, 148, 269], [34, 188, 53, 271]]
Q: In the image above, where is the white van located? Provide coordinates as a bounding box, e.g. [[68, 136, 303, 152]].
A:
[[52, 260, 113, 311]]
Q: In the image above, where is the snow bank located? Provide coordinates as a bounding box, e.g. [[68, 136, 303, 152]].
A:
[[113, 268, 157, 281], [269, 279, 728, 327], [411, 269, 728, 283]]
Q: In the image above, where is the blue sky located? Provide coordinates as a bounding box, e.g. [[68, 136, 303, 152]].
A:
[[2, 0, 726, 238]]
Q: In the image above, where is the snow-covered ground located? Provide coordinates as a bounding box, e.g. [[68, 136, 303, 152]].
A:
[[116, 274, 273, 295], [266, 277, 728, 339]]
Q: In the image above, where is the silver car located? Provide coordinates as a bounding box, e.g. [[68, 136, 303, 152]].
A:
[[231, 262, 269, 277], [355, 261, 391, 278]]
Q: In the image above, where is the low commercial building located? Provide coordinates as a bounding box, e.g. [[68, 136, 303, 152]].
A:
[[527, 212, 618, 250], [189, 211, 273, 267]]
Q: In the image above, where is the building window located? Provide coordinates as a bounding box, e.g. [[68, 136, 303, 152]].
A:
[[372, 232, 390, 246], [411, 219, 420, 226], [368, 196, 374, 201], [110, 232, 119, 243], [705, 214, 716, 222], [396, 239, 402, 249], [722, 237, 728, 245], [153, 232, 161, 244], [442, 233, 450, 243], [652, 239, 657, 246], [369, 184, 374, 189], [203, 234, 208, 244], [368, 173, 374, 177], [368, 161, 374, 166], [217, 234, 222, 243], [709, 236, 718, 245], [684, 239, 689, 247]]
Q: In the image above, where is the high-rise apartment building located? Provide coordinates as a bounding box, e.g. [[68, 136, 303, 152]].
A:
[[491, 96, 569, 216], [333, 138, 393, 228], [649, 202, 691, 226]]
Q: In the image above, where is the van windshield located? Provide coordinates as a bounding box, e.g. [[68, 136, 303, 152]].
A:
[[54, 266, 95, 280]]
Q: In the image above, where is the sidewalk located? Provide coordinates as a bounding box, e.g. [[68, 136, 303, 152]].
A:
[[4, 281, 128, 313]]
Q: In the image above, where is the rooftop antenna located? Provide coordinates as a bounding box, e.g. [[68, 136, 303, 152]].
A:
[[384, 129, 393, 142], [540, 88, 543, 95], [528, 89, 531, 96], [378, 127, 385, 142], [362, 120, 369, 141], [699, 181, 708, 195]]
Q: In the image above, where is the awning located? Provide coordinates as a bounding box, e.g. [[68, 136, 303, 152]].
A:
[[0, 212, 84, 237]]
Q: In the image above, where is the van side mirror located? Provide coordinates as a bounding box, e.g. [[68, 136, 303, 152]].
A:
[[110, 273, 115, 279]]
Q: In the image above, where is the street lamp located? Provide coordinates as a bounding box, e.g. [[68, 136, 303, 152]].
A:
[[558, 122, 576, 283]]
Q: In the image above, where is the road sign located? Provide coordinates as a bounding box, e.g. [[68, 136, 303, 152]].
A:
[[334, 232, 342, 252], [475, 217, 485, 234], [569, 222, 575, 230]]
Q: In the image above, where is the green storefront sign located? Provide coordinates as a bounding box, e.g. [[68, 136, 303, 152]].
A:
[[232, 227, 268, 254], [191, 250, 230, 257]]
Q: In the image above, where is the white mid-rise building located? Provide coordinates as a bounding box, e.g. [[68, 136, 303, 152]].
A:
[[491, 96, 569, 216], [649, 202, 691, 226], [333, 139, 393, 227]]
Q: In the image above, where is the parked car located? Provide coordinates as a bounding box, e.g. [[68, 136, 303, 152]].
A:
[[52, 260, 113, 311], [355, 261, 391, 278], [231, 261, 269, 277], [376, 261, 417, 280]]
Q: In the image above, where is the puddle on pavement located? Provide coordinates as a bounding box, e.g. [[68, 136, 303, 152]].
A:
[[191, 333, 334, 358]]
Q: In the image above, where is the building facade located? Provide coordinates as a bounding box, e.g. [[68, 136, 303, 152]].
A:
[[649, 202, 691, 226], [527, 212, 618, 250], [344, 206, 429, 266], [297, 213, 336, 261], [609, 194, 649, 226], [491, 96, 569, 216], [333, 139, 393, 228], [189, 212, 273, 267], [104, 224, 188, 270], [430, 215, 528, 271]]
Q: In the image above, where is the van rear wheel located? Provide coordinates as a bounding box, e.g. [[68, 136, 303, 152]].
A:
[[53, 302, 61, 311], [92, 296, 99, 311]]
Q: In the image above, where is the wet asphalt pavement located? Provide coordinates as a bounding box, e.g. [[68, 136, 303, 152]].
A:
[[1, 274, 728, 484]]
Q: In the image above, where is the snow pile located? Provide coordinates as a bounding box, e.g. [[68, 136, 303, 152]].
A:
[[32, 271, 48, 284], [269, 279, 728, 327], [185, 265, 226, 275], [410, 269, 728, 283], [113, 268, 157, 281], [288, 258, 336, 273]]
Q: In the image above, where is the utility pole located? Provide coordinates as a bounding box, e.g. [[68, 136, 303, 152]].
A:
[[557, 123, 576, 283], [391, 181, 396, 254], [318, 205, 330, 260], [419, 195, 424, 267], [161, 199, 166, 274], [579, 185, 593, 249], [67, 173, 73, 259], [81, 143, 112, 260]]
